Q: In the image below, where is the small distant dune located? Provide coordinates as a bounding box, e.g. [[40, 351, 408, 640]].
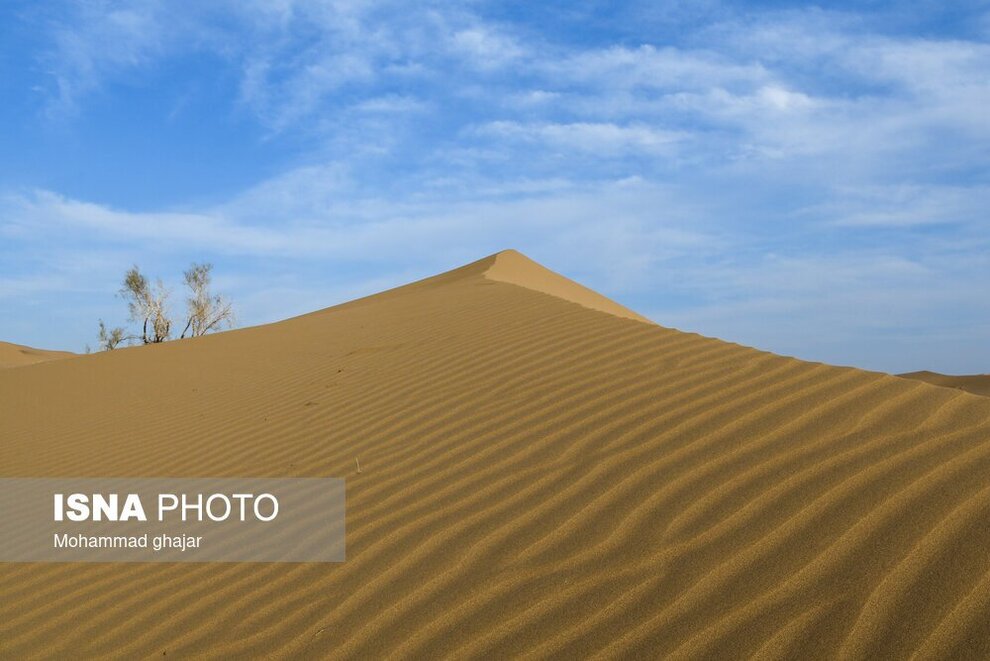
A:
[[0, 341, 74, 369], [899, 370, 990, 397]]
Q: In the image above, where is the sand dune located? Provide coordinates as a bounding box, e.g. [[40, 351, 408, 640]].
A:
[[2, 250, 990, 659], [0, 341, 74, 369], [899, 371, 990, 398]]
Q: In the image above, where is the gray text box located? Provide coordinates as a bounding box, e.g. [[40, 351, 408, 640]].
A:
[[0, 478, 345, 562]]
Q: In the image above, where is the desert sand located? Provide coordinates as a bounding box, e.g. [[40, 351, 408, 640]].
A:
[[0, 341, 74, 369], [2, 249, 990, 659], [899, 371, 990, 398]]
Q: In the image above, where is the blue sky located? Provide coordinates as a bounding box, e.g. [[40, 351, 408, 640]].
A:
[[1, 1, 988, 374]]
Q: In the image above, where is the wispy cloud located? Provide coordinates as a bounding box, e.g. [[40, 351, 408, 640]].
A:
[[818, 184, 990, 228], [474, 121, 685, 155], [38, 1, 193, 116]]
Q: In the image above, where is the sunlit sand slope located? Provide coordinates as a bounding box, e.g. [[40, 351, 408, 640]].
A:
[[2, 251, 990, 659], [0, 341, 74, 369]]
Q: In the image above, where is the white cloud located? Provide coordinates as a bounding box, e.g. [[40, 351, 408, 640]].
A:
[[352, 95, 430, 113], [2, 171, 714, 285], [818, 184, 990, 228], [476, 121, 685, 155], [547, 44, 769, 91], [41, 2, 171, 114], [449, 26, 525, 67]]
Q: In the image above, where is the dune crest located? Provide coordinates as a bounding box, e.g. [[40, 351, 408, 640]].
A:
[[483, 249, 653, 323]]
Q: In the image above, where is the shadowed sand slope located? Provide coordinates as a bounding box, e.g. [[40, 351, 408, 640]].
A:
[[3, 250, 990, 659], [900, 371, 990, 398], [0, 341, 74, 369]]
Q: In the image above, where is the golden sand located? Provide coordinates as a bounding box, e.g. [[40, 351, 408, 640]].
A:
[[0, 341, 74, 369], [2, 251, 989, 658]]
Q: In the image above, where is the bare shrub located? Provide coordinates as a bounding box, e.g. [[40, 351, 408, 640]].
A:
[[95, 263, 234, 351], [180, 263, 234, 339], [120, 266, 171, 344], [97, 320, 128, 351]]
